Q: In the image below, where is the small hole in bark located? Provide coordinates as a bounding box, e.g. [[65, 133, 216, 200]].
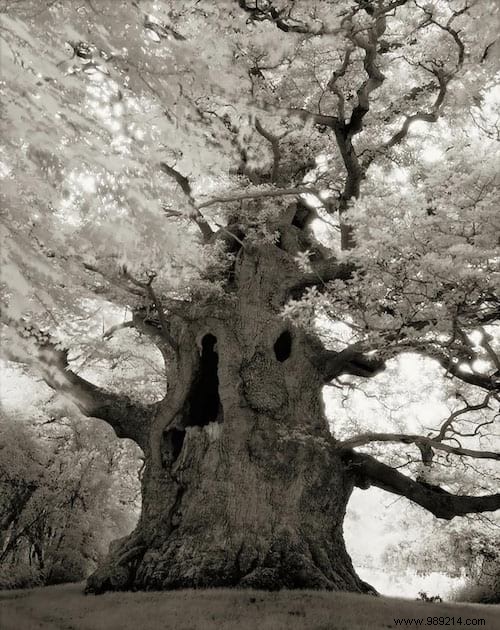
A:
[[274, 330, 292, 362], [188, 334, 222, 426]]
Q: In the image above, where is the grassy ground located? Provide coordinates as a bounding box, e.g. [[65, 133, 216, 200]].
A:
[[0, 583, 499, 630]]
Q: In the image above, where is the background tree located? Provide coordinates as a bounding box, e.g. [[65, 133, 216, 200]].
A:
[[0, 404, 140, 588], [0, 0, 499, 593]]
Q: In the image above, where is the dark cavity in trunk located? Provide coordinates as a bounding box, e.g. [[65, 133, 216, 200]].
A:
[[274, 330, 292, 362], [189, 333, 222, 426]]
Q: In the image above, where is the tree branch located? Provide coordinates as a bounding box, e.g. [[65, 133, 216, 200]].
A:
[[196, 185, 323, 210], [255, 117, 281, 182], [314, 343, 386, 381], [338, 433, 500, 461], [159, 162, 213, 241], [326, 47, 353, 121], [331, 6, 396, 249], [422, 347, 500, 393], [374, 69, 447, 157], [235, 0, 342, 36], [121, 267, 179, 354], [289, 257, 355, 296], [378, 340, 500, 393], [1, 319, 154, 448], [435, 392, 495, 441], [343, 450, 500, 519], [363, 3, 469, 169], [344, 16, 386, 137]]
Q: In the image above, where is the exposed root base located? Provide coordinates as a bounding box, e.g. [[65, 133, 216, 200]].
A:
[[85, 531, 376, 596]]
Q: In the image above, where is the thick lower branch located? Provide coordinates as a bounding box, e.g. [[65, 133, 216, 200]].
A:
[[2, 321, 153, 448], [343, 450, 500, 520], [39, 351, 153, 448]]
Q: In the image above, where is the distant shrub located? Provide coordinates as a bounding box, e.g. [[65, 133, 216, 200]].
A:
[[452, 576, 500, 605], [0, 563, 44, 590]]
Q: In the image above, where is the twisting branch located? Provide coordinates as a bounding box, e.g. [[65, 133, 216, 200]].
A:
[[159, 162, 213, 241], [381, 341, 500, 393], [435, 392, 496, 442], [415, 0, 467, 68], [254, 118, 281, 182], [0, 318, 154, 448], [83, 261, 145, 298], [326, 47, 354, 121], [102, 308, 183, 352], [344, 13, 387, 137], [477, 326, 500, 373], [367, 67, 448, 161], [82, 262, 190, 345], [343, 450, 500, 520], [328, 5, 396, 249], [121, 267, 179, 354], [363, 3, 469, 168]]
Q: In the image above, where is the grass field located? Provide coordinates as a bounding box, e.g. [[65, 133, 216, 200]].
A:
[[0, 583, 498, 630]]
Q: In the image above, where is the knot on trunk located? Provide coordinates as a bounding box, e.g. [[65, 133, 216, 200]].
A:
[[240, 352, 288, 412]]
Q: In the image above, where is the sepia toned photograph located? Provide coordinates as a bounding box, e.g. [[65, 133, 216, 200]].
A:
[[0, 1, 499, 628]]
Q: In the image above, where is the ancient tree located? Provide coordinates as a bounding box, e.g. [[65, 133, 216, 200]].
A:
[[1, 0, 499, 593]]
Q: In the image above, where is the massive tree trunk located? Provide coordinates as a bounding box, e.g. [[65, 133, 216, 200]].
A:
[[85, 236, 374, 594], [10, 218, 496, 595]]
